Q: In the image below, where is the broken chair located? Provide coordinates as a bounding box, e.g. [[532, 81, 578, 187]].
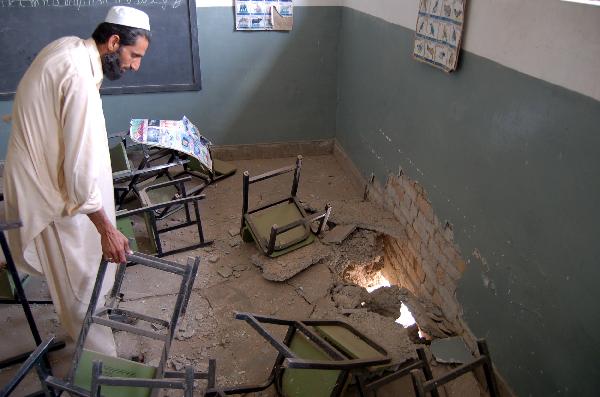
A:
[[1, 335, 222, 397], [410, 339, 500, 397], [0, 336, 56, 396], [109, 135, 189, 211], [34, 253, 218, 397], [115, 176, 213, 257], [217, 312, 443, 397], [217, 312, 392, 396], [0, 221, 65, 372], [241, 155, 331, 257]]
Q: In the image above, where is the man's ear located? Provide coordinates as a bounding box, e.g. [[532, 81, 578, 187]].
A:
[[107, 34, 121, 52]]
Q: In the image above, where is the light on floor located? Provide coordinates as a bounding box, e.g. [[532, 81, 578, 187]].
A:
[[365, 273, 391, 293], [395, 303, 416, 327]]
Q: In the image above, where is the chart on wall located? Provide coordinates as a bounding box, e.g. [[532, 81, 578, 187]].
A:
[[413, 0, 466, 72], [235, 0, 293, 31]]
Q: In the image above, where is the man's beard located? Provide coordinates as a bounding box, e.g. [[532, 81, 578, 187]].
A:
[[101, 51, 124, 81]]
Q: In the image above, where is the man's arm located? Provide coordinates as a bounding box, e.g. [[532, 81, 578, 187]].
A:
[[87, 209, 131, 263], [60, 72, 131, 263]]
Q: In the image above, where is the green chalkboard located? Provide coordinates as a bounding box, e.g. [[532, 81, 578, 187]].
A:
[[0, 0, 201, 100]]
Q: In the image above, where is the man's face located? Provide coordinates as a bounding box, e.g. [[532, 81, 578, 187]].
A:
[[101, 35, 149, 81]]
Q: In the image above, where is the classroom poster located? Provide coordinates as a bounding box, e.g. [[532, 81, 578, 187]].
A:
[[235, 0, 293, 31], [130, 116, 212, 171], [413, 0, 466, 72]]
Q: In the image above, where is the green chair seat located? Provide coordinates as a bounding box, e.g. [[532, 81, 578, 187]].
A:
[[110, 142, 132, 174], [139, 176, 179, 207], [0, 268, 14, 299], [241, 156, 330, 258], [0, 267, 29, 300], [246, 201, 310, 249], [74, 350, 156, 397], [243, 225, 314, 258], [138, 176, 185, 221], [314, 325, 385, 360], [282, 333, 344, 397], [116, 217, 139, 253]]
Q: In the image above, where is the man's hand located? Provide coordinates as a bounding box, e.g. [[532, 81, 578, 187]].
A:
[[99, 224, 131, 263], [88, 208, 132, 263]]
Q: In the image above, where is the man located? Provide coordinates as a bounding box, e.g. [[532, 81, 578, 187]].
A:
[[3, 6, 151, 356]]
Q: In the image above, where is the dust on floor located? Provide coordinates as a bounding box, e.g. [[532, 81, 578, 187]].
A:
[[0, 155, 486, 396]]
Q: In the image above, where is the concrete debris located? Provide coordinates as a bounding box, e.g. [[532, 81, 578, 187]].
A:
[[228, 228, 239, 237], [232, 264, 248, 272], [363, 285, 458, 338], [229, 237, 241, 247], [176, 328, 196, 340], [331, 283, 368, 310], [340, 308, 368, 314], [151, 322, 166, 331], [430, 336, 473, 364], [208, 255, 220, 263], [304, 199, 405, 239], [176, 319, 197, 340], [217, 264, 233, 278], [250, 240, 331, 282], [321, 224, 356, 245], [168, 356, 191, 371]]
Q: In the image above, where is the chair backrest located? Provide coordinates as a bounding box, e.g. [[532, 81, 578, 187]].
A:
[[110, 141, 132, 174], [314, 325, 386, 361], [115, 217, 140, 252], [234, 312, 390, 397], [0, 267, 14, 299], [90, 361, 199, 397], [281, 332, 345, 397], [75, 350, 157, 397], [410, 339, 500, 397]]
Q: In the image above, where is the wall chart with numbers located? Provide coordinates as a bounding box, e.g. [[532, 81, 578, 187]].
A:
[[235, 0, 293, 31], [413, 0, 466, 72]]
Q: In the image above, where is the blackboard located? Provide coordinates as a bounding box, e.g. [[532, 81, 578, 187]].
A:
[[0, 0, 201, 100]]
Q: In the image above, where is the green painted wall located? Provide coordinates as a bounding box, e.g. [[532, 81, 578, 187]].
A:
[[336, 8, 600, 396], [0, 7, 340, 159]]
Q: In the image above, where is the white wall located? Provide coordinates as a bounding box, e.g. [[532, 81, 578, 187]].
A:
[[197, 0, 342, 6], [343, 0, 600, 101]]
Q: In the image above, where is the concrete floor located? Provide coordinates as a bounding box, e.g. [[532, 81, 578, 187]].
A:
[[0, 154, 487, 396]]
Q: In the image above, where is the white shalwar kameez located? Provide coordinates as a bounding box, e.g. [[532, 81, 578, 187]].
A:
[[3, 37, 118, 356]]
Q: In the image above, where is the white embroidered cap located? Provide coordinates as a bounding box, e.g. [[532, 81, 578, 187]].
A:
[[105, 6, 150, 31]]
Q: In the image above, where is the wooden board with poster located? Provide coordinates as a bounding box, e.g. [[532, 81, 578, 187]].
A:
[[413, 0, 466, 72]]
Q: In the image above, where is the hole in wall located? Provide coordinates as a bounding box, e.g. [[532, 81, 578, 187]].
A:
[[340, 237, 426, 341], [337, 229, 465, 342]]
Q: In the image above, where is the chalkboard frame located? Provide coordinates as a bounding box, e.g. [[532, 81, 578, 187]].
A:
[[0, 0, 202, 100]]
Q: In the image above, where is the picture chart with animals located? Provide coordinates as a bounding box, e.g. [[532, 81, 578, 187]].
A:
[[413, 0, 465, 72], [235, 0, 293, 30]]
